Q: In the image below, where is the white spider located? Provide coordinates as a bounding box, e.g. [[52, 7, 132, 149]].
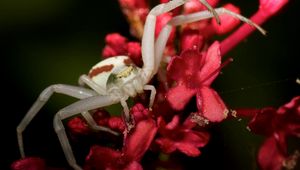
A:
[[16, 0, 265, 169]]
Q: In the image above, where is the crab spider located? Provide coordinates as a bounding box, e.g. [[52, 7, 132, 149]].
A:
[[16, 0, 266, 170]]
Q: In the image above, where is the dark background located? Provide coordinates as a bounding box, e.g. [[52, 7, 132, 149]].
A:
[[0, 0, 299, 169]]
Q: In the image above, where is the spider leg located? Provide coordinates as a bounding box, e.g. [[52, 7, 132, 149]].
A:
[[143, 85, 156, 109], [154, 7, 267, 69], [78, 75, 120, 134], [120, 98, 130, 120], [17, 84, 97, 158], [141, 0, 218, 84], [54, 95, 118, 170], [81, 111, 119, 136], [169, 8, 266, 34], [78, 74, 107, 95]]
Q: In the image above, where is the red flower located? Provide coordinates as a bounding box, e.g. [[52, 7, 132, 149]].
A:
[[84, 119, 157, 170], [67, 109, 125, 136], [166, 41, 228, 122], [248, 96, 300, 170], [102, 33, 142, 66], [155, 115, 210, 157]]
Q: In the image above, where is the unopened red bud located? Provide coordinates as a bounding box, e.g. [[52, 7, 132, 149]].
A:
[[212, 4, 241, 35], [108, 117, 125, 132], [105, 33, 127, 46], [67, 117, 90, 135], [127, 42, 142, 66]]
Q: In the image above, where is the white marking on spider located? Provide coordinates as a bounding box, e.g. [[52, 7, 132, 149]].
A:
[[16, 0, 266, 169]]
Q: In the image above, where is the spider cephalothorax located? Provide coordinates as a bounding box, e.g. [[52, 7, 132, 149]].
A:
[[17, 0, 265, 169], [88, 56, 143, 98]]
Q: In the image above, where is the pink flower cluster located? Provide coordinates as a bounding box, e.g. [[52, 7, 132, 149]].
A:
[[12, 0, 298, 170]]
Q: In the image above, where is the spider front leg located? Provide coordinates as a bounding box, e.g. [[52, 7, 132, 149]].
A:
[[141, 0, 220, 83], [169, 8, 266, 34], [154, 7, 267, 65], [54, 95, 119, 170]]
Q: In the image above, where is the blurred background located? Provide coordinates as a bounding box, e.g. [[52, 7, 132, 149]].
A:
[[0, 0, 299, 169]]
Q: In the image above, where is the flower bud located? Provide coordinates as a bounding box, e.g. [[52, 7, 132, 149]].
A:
[[212, 3, 241, 35]]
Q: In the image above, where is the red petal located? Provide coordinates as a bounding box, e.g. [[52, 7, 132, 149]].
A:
[[197, 41, 221, 86], [167, 49, 202, 84], [84, 145, 122, 170], [277, 96, 300, 137], [176, 143, 201, 157], [166, 84, 196, 111], [124, 161, 143, 170], [212, 4, 241, 35], [156, 138, 177, 153], [181, 131, 210, 148], [157, 116, 172, 136], [167, 56, 185, 82], [277, 96, 300, 115], [165, 115, 180, 130], [11, 157, 46, 170], [196, 86, 227, 122], [180, 29, 204, 51], [157, 116, 167, 129], [258, 137, 285, 170], [123, 119, 157, 161], [248, 107, 277, 136]]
